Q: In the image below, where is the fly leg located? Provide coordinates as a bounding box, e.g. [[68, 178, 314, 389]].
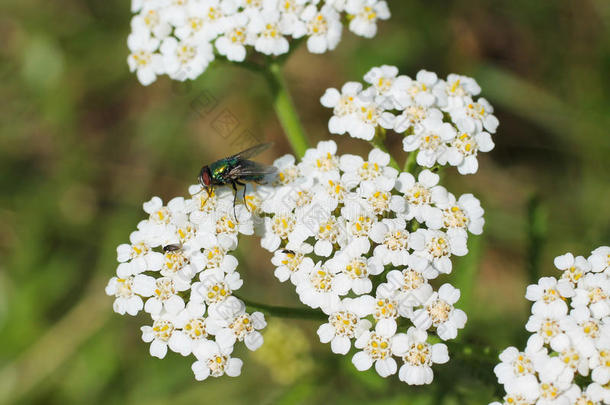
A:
[[201, 186, 213, 207], [235, 180, 248, 212], [231, 181, 239, 223]]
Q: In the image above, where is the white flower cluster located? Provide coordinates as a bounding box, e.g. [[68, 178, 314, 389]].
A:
[[259, 140, 484, 384], [105, 190, 267, 381], [127, 0, 390, 85], [491, 246, 610, 405], [321, 65, 498, 174]]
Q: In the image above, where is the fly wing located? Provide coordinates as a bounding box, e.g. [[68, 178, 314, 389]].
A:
[[226, 160, 278, 181], [229, 142, 273, 161]]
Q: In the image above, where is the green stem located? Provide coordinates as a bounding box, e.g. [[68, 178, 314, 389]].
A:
[[369, 129, 399, 170], [526, 195, 547, 284], [235, 295, 328, 321], [263, 62, 310, 158], [403, 151, 417, 174]]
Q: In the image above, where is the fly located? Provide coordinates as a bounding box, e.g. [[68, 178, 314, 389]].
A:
[[162, 244, 183, 253], [198, 142, 277, 220]]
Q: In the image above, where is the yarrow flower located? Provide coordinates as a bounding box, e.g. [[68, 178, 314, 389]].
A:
[[106, 186, 269, 381], [127, 0, 391, 85], [108, 140, 486, 387], [491, 246, 610, 405], [258, 140, 482, 385], [321, 65, 497, 174]]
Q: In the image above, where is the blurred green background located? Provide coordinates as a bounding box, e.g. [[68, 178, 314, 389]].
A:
[[1, 0, 609, 404]]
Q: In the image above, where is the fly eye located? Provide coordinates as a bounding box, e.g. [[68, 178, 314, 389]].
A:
[[199, 168, 211, 186]]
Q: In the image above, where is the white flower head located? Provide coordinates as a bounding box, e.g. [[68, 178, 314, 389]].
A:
[[554, 252, 592, 285], [403, 117, 457, 168], [106, 276, 144, 316], [345, 0, 390, 38], [322, 66, 497, 176], [317, 296, 374, 354], [127, 32, 164, 85], [192, 340, 243, 380], [134, 274, 190, 316], [589, 246, 610, 274], [411, 283, 467, 340], [412, 229, 468, 275], [451, 96, 499, 134], [141, 314, 182, 359], [352, 319, 403, 377], [393, 327, 449, 385]]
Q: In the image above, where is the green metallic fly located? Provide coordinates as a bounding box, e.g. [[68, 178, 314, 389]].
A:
[[198, 143, 277, 219]]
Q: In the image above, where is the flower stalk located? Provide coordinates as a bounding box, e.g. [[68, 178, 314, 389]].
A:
[[235, 295, 327, 321], [263, 62, 311, 158], [369, 128, 399, 170], [403, 151, 417, 174]]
